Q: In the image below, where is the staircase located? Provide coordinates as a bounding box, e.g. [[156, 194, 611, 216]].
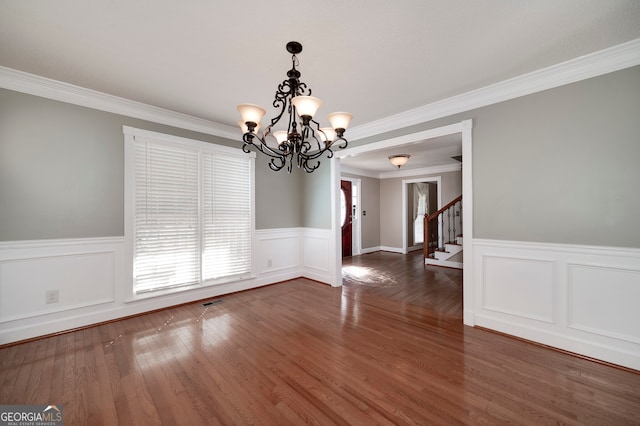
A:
[[423, 195, 463, 269]]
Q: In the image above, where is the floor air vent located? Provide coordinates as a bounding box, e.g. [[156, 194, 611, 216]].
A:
[[202, 299, 224, 307]]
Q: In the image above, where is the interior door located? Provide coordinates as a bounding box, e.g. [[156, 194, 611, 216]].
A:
[[341, 180, 353, 257]]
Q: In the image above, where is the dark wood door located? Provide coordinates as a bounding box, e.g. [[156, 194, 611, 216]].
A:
[[341, 180, 352, 257]]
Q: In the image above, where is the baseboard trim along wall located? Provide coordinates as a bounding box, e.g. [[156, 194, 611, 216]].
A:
[[0, 228, 334, 344], [471, 238, 640, 371], [361, 246, 382, 255]]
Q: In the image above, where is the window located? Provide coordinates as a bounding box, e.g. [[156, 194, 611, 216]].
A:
[[125, 128, 254, 295]]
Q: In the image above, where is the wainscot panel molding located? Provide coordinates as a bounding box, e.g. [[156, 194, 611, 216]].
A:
[[256, 228, 302, 276], [472, 238, 640, 370], [0, 237, 121, 323], [0, 229, 334, 344], [301, 228, 333, 285], [0, 237, 125, 344]]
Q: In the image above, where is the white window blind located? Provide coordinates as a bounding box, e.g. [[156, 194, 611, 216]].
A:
[[132, 135, 252, 294], [202, 154, 252, 280]]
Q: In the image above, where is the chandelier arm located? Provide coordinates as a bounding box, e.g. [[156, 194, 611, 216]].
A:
[[287, 154, 294, 173], [306, 119, 326, 152], [300, 156, 321, 173], [269, 156, 287, 172], [242, 133, 287, 163], [334, 137, 349, 150], [299, 146, 334, 162]]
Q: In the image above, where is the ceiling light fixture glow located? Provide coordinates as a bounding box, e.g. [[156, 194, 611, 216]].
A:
[[389, 154, 411, 168]]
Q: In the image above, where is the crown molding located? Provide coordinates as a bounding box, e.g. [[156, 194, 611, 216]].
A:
[[2, 39, 639, 143], [342, 163, 460, 180], [0, 66, 240, 140], [347, 38, 640, 141]]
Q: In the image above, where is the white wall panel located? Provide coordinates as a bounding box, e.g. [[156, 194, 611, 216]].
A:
[[0, 251, 115, 321], [568, 263, 640, 344], [256, 229, 300, 274], [301, 228, 333, 285], [482, 256, 554, 323], [303, 236, 330, 272]]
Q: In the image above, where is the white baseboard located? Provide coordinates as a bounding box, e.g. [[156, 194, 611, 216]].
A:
[[425, 259, 463, 269], [471, 239, 640, 370], [361, 246, 382, 254], [379, 246, 404, 254]]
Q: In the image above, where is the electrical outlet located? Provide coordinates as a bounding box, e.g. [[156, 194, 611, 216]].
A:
[[267, 259, 272, 267], [46, 289, 59, 304]]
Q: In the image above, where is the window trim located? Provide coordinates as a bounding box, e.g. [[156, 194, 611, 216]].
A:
[[123, 126, 256, 302]]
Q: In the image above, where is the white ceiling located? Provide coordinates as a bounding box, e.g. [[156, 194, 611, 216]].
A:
[[2, 1, 639, 172], [343, 133, 463, 176]]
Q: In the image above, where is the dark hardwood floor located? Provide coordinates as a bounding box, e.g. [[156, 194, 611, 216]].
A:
[[1, 251, 639, 425]]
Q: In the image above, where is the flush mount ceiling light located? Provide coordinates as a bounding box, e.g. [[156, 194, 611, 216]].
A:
[[389, 154, 411, 168], [237, 41, 352, 173]]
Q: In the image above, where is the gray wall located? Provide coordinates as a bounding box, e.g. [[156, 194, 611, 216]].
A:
[[0, 89, 299, 241], [471, 66, 640, 246], [254, 159, 303, 229], [4, 65, 639, 248], [302, 163, 331, 229], [330, 66, 640, 249]]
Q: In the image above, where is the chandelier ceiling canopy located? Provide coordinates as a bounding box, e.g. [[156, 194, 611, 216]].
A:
[[238, 41, 352, 173]]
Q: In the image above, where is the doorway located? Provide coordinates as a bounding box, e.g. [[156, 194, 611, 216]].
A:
[[331, 119, 474, 326], [403, 178, 441, 253], [340, 178, 361, 257], [341, 180, 352, 257]]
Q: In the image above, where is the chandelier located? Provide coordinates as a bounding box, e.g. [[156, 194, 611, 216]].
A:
[[237, 41, 352, 173]]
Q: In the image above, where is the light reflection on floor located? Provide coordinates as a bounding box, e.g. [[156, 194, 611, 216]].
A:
[[342, 265, 397, 287], [340, 291, 360, 325], [122, 309, 232, 370]]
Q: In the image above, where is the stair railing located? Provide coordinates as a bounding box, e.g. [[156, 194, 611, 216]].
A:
[[423, 195, 462, 260]]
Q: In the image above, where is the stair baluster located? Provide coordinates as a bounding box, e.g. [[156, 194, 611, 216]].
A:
[[423, 195, 462, 264]]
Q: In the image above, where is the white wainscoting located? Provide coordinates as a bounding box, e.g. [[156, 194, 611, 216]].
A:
[[0, 238, 120, 323], [256, 228, 301, 277], [255, 227, 334, 285], [301, 228, 333, 284], [0, 229, 334, 344], [472, 239, 640, 370], [0, 237, 125, 344]]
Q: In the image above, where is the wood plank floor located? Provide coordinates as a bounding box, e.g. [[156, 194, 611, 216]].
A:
[[1, 250, 639, 425]]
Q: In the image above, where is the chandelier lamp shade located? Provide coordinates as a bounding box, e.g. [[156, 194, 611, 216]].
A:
[[389, 154, 411, 168], [237, 41, 352, 173]]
